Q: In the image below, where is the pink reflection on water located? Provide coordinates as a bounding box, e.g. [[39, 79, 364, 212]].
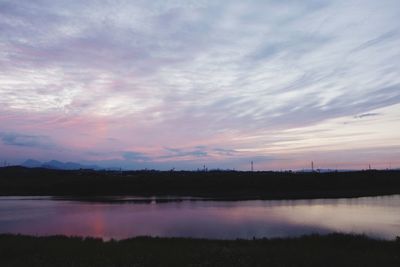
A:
[[0, 195, 399, 240]]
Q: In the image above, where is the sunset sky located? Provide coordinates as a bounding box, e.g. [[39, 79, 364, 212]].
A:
[[0, 0, 399, 170]]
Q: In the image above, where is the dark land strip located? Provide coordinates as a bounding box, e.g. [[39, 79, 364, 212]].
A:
[[1, 167, 400, 200]]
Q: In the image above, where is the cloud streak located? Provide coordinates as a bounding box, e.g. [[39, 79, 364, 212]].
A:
[[0, 132, 55, 149]]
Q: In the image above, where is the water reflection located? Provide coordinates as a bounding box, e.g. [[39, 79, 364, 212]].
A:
[[0, 195, 399, 240]]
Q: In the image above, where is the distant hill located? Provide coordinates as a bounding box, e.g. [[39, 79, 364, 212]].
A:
[[21, 159, 101, 170], [21, 159, 42, 168]]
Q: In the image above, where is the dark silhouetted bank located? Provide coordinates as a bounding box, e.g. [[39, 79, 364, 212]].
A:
[[1, 167, 400, 199], [0, 233, 399, 267]]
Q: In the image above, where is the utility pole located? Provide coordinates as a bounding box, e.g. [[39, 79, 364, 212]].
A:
[[311, 161, 314, 172], [251, 161, 254, 172]]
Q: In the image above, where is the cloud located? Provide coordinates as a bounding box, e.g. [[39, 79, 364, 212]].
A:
[[213, 148, 238, 156], [162, 147, 208, 159], [2, 0, 400, 125], [0, 132, 55, 149], [354, 113, 381, 119], [122, 151, 150, 161]]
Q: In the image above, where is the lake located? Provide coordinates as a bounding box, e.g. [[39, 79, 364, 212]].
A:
[[0, 195, 399, 240]]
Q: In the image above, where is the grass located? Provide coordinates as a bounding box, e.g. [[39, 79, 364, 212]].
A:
[[1, 233, 400, 266]]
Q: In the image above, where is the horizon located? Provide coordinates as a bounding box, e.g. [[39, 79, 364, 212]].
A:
[[1, 0, 400, 170], [1, 158, 398, 172]]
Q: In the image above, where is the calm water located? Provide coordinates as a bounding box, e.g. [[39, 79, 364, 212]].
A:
[[0, 195, 399, 240]]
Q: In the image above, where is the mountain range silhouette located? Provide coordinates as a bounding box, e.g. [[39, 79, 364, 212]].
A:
[[22, 159, 100, 170]]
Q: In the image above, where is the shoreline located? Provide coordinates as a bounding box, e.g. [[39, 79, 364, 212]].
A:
[[1, 192, 399, 203]]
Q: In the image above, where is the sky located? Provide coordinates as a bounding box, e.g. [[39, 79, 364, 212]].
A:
[[0, 0, 400, 170]]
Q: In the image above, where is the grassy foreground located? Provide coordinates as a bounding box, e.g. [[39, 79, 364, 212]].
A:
[[0, 234, 399, 267]]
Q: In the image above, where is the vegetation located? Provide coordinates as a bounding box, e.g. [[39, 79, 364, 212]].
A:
[[0, 167, 400, 199], [1, 233, 399, 267]]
